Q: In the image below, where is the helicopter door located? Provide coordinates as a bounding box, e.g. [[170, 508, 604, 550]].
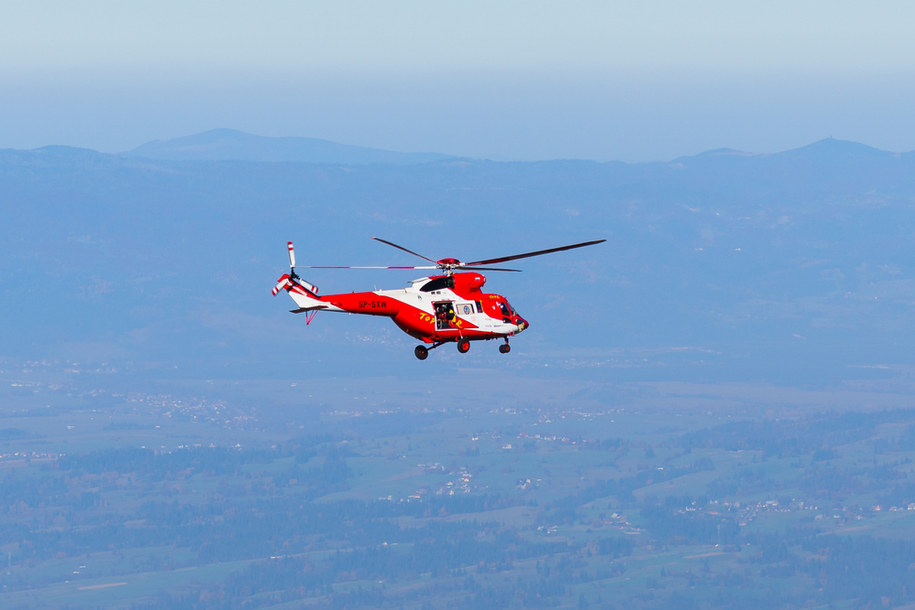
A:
[[433, 301, 457, 331]]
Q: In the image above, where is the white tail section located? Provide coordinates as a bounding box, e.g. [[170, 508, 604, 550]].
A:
[[286, 282, 326, 311]]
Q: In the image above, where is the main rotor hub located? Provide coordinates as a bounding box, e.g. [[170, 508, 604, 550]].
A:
[[436, 258, 462, 274]]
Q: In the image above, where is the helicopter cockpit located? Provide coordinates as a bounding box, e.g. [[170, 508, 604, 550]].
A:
[[491, 298, 528, 330]]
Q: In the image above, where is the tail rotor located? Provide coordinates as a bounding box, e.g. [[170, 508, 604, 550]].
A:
[[273, 241, 320, 297]]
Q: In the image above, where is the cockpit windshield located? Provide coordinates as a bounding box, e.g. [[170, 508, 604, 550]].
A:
[[498, 300, 519, 323]]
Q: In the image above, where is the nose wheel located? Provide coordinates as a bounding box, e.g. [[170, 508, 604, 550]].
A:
[[499, 340, 511, 354]]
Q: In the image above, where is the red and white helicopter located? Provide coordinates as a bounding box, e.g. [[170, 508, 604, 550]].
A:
[[272, 237, 605, 359]]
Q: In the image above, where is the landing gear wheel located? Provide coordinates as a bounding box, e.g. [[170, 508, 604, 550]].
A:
[[457, 339, 470, 354], [414, 345, 429, 360], [499, 343, 511, 354]]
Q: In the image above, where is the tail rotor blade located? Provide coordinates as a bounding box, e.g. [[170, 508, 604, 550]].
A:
[[271, 276, 291, 296], [287, 242, 296, 269]]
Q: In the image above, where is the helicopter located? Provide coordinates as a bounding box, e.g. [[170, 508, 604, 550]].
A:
[[272, 237, 605, 360]]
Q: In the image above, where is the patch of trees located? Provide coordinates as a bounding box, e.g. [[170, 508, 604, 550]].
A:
[[639, 505, 740, 546]]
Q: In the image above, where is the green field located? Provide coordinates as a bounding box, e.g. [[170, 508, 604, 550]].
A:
[[3, 364, 915, 607]]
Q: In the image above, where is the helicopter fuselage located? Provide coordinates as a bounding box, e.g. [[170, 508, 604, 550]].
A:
[[278, 271, 528, 345]]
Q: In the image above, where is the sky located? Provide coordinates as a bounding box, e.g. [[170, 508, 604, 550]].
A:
[[2, 0, 915, 161]]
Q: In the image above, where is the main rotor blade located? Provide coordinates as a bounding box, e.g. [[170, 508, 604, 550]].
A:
[[372, 237, 437, 263], [466, 239, 606, 266], [296, 265, 439, 270], [460, 266, 522, 272]]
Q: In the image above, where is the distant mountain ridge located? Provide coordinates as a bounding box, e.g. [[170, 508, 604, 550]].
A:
[[2, 130, 903, 166], [123, 128, 454, 165], [670, 138, 907, 164]]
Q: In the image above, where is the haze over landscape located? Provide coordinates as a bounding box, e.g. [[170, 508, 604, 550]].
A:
[[4, 2, 915, 161], [5, 2, 915, 607]]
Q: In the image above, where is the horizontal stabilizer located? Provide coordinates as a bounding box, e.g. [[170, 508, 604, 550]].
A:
[[290, 306, 327, 314]]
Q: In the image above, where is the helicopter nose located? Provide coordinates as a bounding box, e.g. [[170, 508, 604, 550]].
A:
[[516, 317, 529, 332]]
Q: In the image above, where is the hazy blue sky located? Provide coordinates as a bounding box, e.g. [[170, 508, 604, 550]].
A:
[[3, 1, 915, 161]]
